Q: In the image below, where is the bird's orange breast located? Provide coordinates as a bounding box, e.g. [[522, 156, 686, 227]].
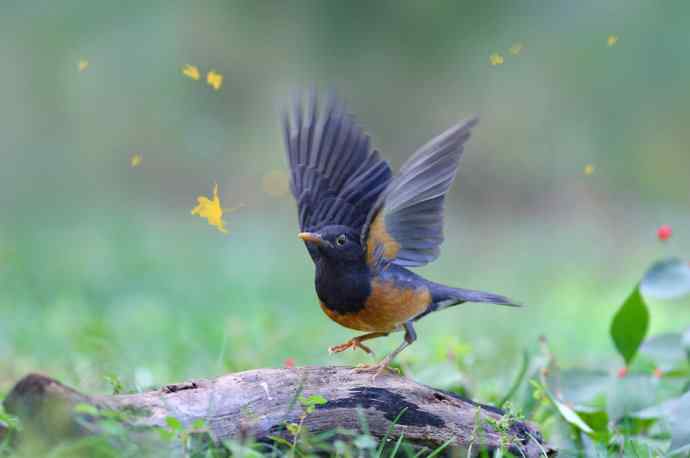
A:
[[320, 279, 431, 332]]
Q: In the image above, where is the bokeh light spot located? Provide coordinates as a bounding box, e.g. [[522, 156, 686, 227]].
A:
[[262, 170, 290, 198]]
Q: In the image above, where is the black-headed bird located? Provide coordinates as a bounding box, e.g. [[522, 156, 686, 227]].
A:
[[283, 93, 519, 377]]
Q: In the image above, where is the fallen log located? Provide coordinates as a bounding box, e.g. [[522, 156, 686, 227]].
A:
[[3, 366, 555, 456]]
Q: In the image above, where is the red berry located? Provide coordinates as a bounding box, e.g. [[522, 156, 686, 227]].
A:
[[284, 357, 295, 369], [617, 367, 628, 378], [654, 367, 663, 379], [657, 225, 672, 241]]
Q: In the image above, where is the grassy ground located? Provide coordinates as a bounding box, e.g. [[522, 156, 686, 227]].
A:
[[1, 205, 689, 456]]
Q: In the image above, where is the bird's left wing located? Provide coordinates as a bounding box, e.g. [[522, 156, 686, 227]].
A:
[[361, 117, 478, 268], [283, 93, 393, 235]]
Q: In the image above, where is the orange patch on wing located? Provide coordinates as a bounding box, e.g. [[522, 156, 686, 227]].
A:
[[320, 279, 430, 332], [366, 211, 400, 265]]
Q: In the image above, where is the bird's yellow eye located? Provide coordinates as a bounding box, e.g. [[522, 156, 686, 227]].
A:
[[335, 234, 347, 246]]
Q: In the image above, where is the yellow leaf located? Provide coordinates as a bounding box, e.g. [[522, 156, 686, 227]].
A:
[[207, 70, 223, 91], [509, 42, 524, 55], [489, 53, 504, 66], [191, 183, 235, 234], [78, 59, 89, 72], [584, 164, 594, 175], [607, 35, 618, 47], [182, 64, 200, 80], [130, 153, 142, 168]]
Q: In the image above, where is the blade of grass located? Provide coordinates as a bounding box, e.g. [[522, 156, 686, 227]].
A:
[[498, 350, 529, 407], [375, 407, 408, 458], [389, 433, 405, 458], [413, 445, 430, 457], [426, 438, 453, 458]]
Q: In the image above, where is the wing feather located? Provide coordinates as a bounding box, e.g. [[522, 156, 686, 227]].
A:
[[362, 117, 478, 267], [284, 94, 393, 236]]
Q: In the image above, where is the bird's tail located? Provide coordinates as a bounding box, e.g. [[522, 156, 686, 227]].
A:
[[420, 284, 521, 320], [442, 286, 520, 307]]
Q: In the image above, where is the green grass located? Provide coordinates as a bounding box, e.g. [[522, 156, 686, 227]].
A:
[[1, 210, 689, 456]]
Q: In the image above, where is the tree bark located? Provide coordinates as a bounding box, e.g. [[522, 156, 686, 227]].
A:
[[3, 367, 555, 457]]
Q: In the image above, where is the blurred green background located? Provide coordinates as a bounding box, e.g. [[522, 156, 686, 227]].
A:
[[1, 1, 689, 398]]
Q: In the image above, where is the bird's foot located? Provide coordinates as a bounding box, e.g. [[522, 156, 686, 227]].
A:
[[353, 358, 397, 381], [328, 338, 374, 356]]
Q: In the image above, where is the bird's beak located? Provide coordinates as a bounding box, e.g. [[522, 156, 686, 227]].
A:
[[298, 232, 324, 245]]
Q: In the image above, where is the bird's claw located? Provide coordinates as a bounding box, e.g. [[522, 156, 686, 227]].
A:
[[352, 360, 397, 381], [328, 339, 374, 356], [328, 341, 355, 354]]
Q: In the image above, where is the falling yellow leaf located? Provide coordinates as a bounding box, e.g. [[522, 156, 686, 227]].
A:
[[130, 153, 142, 168], [78, 59, 89, 72], [182, 64, 200, 80], [509, 42, 524, 55], [489, 53, 504, 66], [262, 169, 290, 198], [607, 35, 618, 47], [207, 70, 223, 91], [191, 183, 235, 234], [584, 164, 595, 175]]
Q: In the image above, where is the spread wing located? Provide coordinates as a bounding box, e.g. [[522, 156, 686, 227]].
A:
[[361, 117, 478, 268], [283, 93, 393, 235]]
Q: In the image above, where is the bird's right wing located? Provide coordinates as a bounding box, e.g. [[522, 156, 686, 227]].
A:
[[361, 118, 478, 268], [283, 93, 393, 236]]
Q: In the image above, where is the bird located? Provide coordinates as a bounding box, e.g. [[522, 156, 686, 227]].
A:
[[282, 92, 519, 377]]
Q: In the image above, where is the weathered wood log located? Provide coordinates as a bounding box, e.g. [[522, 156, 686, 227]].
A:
[[3, 367, 555, 456]]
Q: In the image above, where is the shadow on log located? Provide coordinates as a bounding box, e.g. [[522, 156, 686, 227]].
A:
[[3, 367, 555, 457]]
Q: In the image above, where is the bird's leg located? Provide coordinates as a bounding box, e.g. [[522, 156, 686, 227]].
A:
[[328, 331, 389, 356], [355, 322, 417, 379]]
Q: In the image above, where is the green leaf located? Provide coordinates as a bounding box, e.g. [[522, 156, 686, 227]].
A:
[[641, 258, 690, 301], [577, 410, 609, 434], [634, 391, 690, 454], [267, 435, 293, 447], [622, 439, 656, 458], [165, 416, 183, 431], [103, 374, 124, 395], [610, 285, 650, 366], [300, 394, 327, 407], [537, 375, 594, 434], [551, 397, 593, 434], [285, 422, 300, 436], [156, 427, 176, 441], [639, 333, 686, 371], [191, 418, 206, 430], [607, 374, 658, 421]]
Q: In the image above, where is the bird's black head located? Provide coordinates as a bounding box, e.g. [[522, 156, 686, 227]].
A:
[[298, 225, 363, 262]]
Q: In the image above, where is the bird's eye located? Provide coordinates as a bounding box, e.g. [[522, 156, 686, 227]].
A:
[[335, 234, 347, 246]]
